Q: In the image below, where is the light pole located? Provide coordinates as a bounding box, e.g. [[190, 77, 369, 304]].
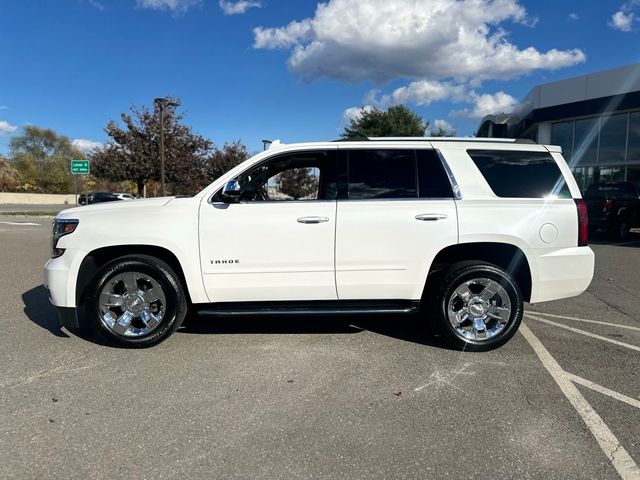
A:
[[262, 139, 272, 151], [154, 97, 180, 196]]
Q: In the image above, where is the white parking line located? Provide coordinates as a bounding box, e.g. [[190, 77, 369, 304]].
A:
[[520, 323, 640, 479], [525, 313, 640, 353], [0, 221, 40, 226], [527, 311, 640, 332], [564, 372, 640, 410]]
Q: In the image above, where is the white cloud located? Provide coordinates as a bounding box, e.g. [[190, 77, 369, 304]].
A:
[[610, 1, 640, 31], [342, 105, 374, 124], [371, 80, 468, 107], [0, 120, 17, 136], [432, 119, 456, 133], [219, 0, 261, 15], [568, 12, 579, 21], [610, 10, 635, 31], [253, 0, 585, 83], [451, 91, 518, 119], [73, 139, 103, 153], [137, 0, 201, 13]]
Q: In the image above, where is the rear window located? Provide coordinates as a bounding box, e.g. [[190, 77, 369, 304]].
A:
[[467, 150, 571, 198]]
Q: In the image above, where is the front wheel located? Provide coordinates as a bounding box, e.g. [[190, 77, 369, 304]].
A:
[[86, 255, 187, 347], [434, 262, 523, 351]]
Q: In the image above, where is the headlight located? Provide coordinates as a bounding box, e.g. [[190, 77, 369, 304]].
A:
[[52, 218, 79, 258]]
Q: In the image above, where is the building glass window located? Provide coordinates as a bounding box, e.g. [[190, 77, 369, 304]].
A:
[[599, 114, 627, 165], [572, 167, 597, 194], [550, 121, 574, 162], [574, 117, 599, 166], [628, 112, 640, 163], [626, 166, 640, 186]]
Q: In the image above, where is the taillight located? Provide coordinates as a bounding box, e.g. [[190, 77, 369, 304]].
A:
[[575, 199, 589, 247], [602, 198, 613, 213]]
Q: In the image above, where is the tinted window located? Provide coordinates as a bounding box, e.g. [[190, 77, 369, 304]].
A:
[[467, 150, 571, 198], [416, 149, 453, 198], [585, 183, 637, 198], [347, 149, 417, 199]]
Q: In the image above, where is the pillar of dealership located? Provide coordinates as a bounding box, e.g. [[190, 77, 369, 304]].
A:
[[477, 63, 640, 191]]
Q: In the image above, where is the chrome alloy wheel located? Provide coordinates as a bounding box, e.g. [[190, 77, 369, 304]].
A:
[[98, 272, 167, 337], [447, 277, 512, 342]]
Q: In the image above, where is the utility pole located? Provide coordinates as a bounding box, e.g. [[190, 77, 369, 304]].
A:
[[154, 97, 180, 197]]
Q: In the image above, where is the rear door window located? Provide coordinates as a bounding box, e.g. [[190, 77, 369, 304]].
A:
[[467, 150, 571, 198], [347, 149, 417, 199]]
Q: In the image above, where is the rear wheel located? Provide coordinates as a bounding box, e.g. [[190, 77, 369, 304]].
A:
[[616, 220, 630, 240], [434, 262, 523, 351], [86, 255, 187, 347]]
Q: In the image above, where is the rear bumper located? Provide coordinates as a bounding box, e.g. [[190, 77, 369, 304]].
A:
[[529, 246, 595, 303]]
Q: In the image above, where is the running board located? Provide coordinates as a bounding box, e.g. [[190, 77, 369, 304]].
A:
[[195, 300, 420, 317]]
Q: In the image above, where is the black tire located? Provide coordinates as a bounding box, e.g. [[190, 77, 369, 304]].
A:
[[615, 220, 630, 241], [433, 261, 523, 352], [86, 255, 187, 347]]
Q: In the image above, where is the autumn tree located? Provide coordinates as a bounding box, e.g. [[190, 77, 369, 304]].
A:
[[277, 168, 319, 199], [0, 156, 17, 191], [207, 141, 249, 182], [342, 105, 428, 138], [91, 99, 213, 196]]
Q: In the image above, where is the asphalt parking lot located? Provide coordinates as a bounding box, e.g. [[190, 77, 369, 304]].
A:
[[1, 215, 638, 479]]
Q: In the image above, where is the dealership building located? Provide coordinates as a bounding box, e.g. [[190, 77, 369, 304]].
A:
[[477, 63, 640, 191]]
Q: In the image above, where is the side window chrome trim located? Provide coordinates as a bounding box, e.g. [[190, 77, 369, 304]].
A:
[[434, 149, 462, 200]]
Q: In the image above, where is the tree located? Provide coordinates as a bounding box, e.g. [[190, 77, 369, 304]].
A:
[[207, 141, 249, 181], [91, 99, 214, 196], [8, 126, 83, 193], [342, 105, 427, 138], [429, 124, 457, 137]]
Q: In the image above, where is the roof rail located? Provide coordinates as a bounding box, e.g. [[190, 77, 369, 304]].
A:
[[334, 136, 536, 144], [333, 136, 370, 142]]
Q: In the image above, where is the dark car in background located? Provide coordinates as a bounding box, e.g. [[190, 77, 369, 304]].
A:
[[584, 182, 640, 239], [79, 192, 134, 205]]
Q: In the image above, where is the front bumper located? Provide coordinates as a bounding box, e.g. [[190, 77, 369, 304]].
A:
[[43, 248, 87, 306]]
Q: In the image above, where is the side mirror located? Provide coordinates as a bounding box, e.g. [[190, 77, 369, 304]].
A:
[[222, 179, 242, 202]]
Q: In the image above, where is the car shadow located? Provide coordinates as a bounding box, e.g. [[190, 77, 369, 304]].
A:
[[21, 285, 452, 350], [21, 285, 70, 338], [180, 313, 453, 350], [21, 285, 106, 344]]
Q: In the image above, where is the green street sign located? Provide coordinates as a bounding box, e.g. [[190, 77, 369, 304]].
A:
[[71, 159, 90, 175]]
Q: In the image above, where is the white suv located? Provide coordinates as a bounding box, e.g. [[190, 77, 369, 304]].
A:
[[44, 137, 594, 351]]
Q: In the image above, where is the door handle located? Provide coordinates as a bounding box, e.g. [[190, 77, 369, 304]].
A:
[[415, 213, 448, 221], [297, 216, 330, 224]]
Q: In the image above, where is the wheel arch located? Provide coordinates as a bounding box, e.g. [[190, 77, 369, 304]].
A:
[[76, 245, 193, 306], [425, 242, 533, 302]]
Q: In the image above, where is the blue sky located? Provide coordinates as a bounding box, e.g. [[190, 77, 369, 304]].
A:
[[0, 0, 639, 155]]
